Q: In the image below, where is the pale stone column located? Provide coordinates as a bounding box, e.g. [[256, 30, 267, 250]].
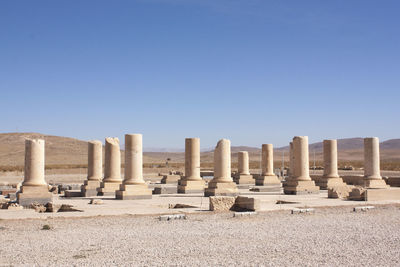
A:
[[214, 139, 231, 182], [116, 134, 152, 199], [319, 139, 345, 189], [294, 136, 311, 181], [23, 139, 46, 186], [238, 151, 250, 175], [256, 144, 281, 186], [98, 137, 122, 196], [177, 138, 205, 193], [364, 137, 381, 179], [87, 140, 102, 181], [261, 144, 274, 176], [18, 139, 52, 206], [185, 138, 202, 180], [288, 142, 294, 178], [103, 137, 121, 182], [363, 137, 388, 188], [204, 139, 238, 196], [323, 140, 339, 178], [283, 136, 319, 194], [124, 134, 145, 184]]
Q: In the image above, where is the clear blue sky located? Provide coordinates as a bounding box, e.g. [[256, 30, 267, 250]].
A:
[[1, 0, 399, 149]]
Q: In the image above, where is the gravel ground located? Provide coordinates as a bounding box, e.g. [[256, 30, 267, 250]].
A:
[[0, 205, 399, 266]]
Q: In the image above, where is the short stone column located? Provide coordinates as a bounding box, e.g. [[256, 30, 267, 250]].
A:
[[318, 140, 346, 189], [178, 138, 205, 193], [97, 137, 122, 196], [363, 137, 388, 188], [205, 139, 238, 196], [17, 139, 52, 206], [81, 140, 103, 197], [116, 134, 152, 199], [256, 144, 281, 186], [233, 151, 254, 184], [283, 136, 319, 194]]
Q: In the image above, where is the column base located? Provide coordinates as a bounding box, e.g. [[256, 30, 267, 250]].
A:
[[161, 175, 181, 184], [364, 179, 389, 189], [317, 177, 346, 190], [116, 184, 152, 200], [283, 180, 319, 195], [204, 180, 238, 197], [256, 175, 281, 186], [177, 179, 205, 194], [81, 180, 101, 197], [97, 182, 122, 196], [17, 185, 53, 207], [233, 174, 254, 185]]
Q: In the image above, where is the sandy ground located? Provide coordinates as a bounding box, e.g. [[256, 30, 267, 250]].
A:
[[0, 205, 399, 266]]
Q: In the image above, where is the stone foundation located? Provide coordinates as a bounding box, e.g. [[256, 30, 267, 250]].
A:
[[81, 180, 101, 197], [177, 180, 205, 193], [233, 174, 254, 185], [204, 181, 238, 197], [283, 180, 319, 195], [17, 185, 53, 207], [116, 184, 152, 200], [97, 182, 121, 196]]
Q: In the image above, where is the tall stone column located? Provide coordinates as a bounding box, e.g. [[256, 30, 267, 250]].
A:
[[81, 140, 103, 197], [97, 137, 122, 196], [363, 137, 388, 188], [178, 138, 205, 193], [288, 142, 294, 178], [283, 136, 319, 194], [318, 140, 345, 189], [256, 144, 281, 186], [233, 151, 254, 184], [205, 139, 238, 196], [17, 139, 52, 206], [116, 134, 152, 199]]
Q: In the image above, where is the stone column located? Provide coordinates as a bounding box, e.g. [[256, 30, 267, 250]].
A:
[[97, 137, 122, 196], [256, 144, 281, 186], [178, 138, 205, 193], [288, 142, 294, 178], [124, 134, 145, 184], [81, 140, 103, 197], [18, 139, 52, 206], [283, 136, 319, 194], [23, 139, 46, 186], [116, 134, 152, 199], [238, 151, 250, 175], [318, 140, 345, 189], [363, 137, 388, 188], [233, 151, 253, 184], [205, 139, 238, 196]]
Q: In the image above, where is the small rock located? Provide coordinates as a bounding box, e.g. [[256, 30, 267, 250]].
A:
[[209, 196, 236, 211], [353, 206, 375, 212], [233, 211, 257, 217], [291, 208, 315, 214], [89, 199, 103, 205], [159, 214, 187, 221], [58, 204, 83, 212], [45, 202, 62, 213], [30, 203, 46, 213]]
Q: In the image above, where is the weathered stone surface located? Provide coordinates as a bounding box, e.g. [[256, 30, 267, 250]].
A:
[[45, 202, 62, 212], [88, 199, 103, 205], [234, 196, 260, 211], [292, 208, 315, 214], [363, 137, 389, 189], [209, 196, 236, 211], [328, 185, 353, 199], [153, 186, 177, 195], [161, 175, 181, 184], [58, 204, 83, 212], [256, 144, 281, 186], [7, 203, 23, 210], [30, 203, 46, 213], [64, 190, 83, 198], [159, 214, 186, 221]]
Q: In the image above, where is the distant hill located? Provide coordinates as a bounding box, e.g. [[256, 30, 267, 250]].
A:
[[0, 133, 399, 167]]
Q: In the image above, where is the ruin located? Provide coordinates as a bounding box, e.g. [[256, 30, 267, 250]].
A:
[[233, 151, 254, 184], [97, 137, 122, 196], [17, 139, 52, 206], [178, 138, 205, 193], [116, 134, 152, 199], [317, 139, 346, 189], [363, 137, 389, 189], [283, 136, 319, 194], [204, 139, 238, 196], [81, 140, 103, 197], [256, 144, 281, 186]]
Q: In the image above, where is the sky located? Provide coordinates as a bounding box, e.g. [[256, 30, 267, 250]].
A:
[[1, 0, 399, 149]]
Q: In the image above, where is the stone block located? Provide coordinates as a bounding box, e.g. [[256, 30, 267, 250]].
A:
[[233, 211, 257, 217], [255, 175, 281, 186], [353, 206, 375, 212], [7, 203, 23, 210], [250, 185, 282, 193], [64, 190, 83, 198], [115, 184, 152, 200], [283, 180, 319, 195], [97, 182, 121, 196], [209, 196, 236, 211], [291, 208, 315, 214], [45, 202, 62, 212], [328, 185, 353, 199], [161, 175, 181, 184], [177, 180, 205, 194], [204, 181, 238, 197], [153, 186, 178, 195], [234, 196, 260, 211], [17, 185, 53, 207], [233, 174, 254, 185], [81, 180, 101, 197]]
